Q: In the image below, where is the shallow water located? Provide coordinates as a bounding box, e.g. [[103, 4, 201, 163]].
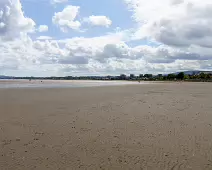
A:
[[0, 80, 145, 89]]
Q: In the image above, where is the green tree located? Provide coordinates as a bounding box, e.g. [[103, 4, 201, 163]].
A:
[[177, 72, 185, 80], [206, 74, 211, 79], [167, 74, 176, 80], [163, 76, 167, 80], [157, 74, 163, 80], [184, 75, 189, 80], [199, 73, 206, 79]]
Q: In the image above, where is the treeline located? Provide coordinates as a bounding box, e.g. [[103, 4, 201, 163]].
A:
[[5, 72, 212, 82], [154, 72, 212, 81]]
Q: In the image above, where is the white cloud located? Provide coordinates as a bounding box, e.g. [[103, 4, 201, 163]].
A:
[[0, 0, 35, 39], [52, 5, 81, 31], [84, 15, 112, 27], [38, 25, 48, 32], [0, 22, 5, 28], [36, 36, 53, 40], [1, 30, 212, 76], [51, 0, 68, 4], [0, 10, 3, 18], [124, 0, 212, 49], [1, 0, 212, 76], [62, 31, 125, 52]]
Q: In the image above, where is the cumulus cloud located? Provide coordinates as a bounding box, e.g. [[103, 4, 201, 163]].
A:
[[1, 0, 212, 76], [52, 5, 81, 32], [124, 0, 212, 49], [38, 25, 48, 32], [51, 0, 68, 4], [36, 36, 53, 40], [1, 32, 212, 75], [0, 22, 5, 28], [93, 43, 144, 63], [59, 56, 88, 65], [0, 0, 35, 39], [84, 15, 112, 27]]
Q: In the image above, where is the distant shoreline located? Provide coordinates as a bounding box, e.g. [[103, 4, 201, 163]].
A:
[[1, 79, 212, 84], [0, 79, 155, 89]]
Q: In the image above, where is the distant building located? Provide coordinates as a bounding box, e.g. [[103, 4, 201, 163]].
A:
[[120, 74, 127, 80], [106, 75, 112, 80], [144, 74, 153, 78], [157, 74, 163, 79], [130, 74, 135, 79], [139, 74, 143, 78]]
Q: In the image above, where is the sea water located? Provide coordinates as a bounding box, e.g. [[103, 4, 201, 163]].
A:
[[0, 80, 145, 89]]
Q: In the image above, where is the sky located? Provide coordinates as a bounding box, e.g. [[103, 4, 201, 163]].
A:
[[1, 0, 212, 76]]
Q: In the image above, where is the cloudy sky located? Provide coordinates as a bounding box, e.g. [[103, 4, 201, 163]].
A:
[[0, 0, 212, 76]]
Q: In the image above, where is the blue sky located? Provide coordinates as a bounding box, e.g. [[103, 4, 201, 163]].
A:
[[0, 0, 212, 76], [22, 0, 135, 39]]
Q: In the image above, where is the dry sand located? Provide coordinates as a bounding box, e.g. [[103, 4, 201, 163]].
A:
[[0, 82, 212, 170]]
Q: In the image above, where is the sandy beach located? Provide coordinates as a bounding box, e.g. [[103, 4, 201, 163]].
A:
[[0, 82, 212, 170]]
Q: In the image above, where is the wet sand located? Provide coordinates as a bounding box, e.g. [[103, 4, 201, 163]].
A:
[[0, 80, 142, 89], [0, 82, 212, 170]]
